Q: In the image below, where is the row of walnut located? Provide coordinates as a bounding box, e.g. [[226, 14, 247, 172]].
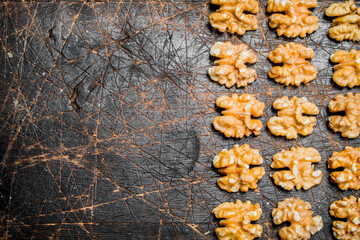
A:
[[209, 41, 360, 88], [210, 0, 360, 41], [213, 93, 360, 139], [213, 196, 360, 240], [207, 0, 360, 240]]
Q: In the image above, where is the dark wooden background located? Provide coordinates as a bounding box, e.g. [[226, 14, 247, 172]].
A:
[[0, 0, 359, 239]]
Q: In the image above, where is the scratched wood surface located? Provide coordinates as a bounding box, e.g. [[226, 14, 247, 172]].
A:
[[0, 1, 359, 239]]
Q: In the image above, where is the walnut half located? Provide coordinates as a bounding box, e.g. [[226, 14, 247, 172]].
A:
[[325, 0, 360, 42], [268, 42, 317, 86], [209, 0, 259, 35], [271, 147, 322, 190], [267, 0, 319, 38], [208, 42, 257, 88], [272, 197, 323, 240], [267, 96, 319, 139], [328, 146, 360, 190], [213, 200, 263, 240], [330, 196, 360, 239], [328, 92, 360, 138], [330, 49, 360, 88], [213, 144, 264, 192], [213, 94, 265, 138]]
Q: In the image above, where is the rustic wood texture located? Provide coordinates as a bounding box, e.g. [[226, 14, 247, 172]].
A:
[[0, 1, 359, 239]]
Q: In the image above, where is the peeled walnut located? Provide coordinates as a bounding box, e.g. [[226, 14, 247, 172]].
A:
[[267, 0, 319, 38], [271, 147, 322, 190], [213, 94, 265, 138], [213, 144, 264, 192], [328, 146, 360, 190], [208, 42, 257, 88], [330, 196, 360, 240], [330, 49, 360, 88], [213, 200, 262, 240], [268, 43, 317, 86], [328, 92, 360, 138], [209, 0, 259, 35], [272, 197, 323, 240], [267, 96, 319, 139], [325, 0, 360, 41]]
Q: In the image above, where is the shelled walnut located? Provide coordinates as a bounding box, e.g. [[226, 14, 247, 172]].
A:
[[325, 0, 360, 41], [208, 42, 257, 88], [328, 93, 360, 138], [271, 147, 322, 190], [268, 43, 317, 86], [330, 196, 360, 239], [209, 0, 259, 35], [213, 94, 265, 138], [272, 197, 323, 240], [267, 0, 319, 38], [328, 146, 360, 190], [213, 200, 262, 240], [267, 96, 319, 139], [330, 49, 360, 88], [213, 144, 264, 192]]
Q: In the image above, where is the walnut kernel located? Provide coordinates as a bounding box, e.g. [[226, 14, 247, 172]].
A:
[[209, 0, 259, 35], [328, 146, 360, 190], [213, 144, 264, 192], [267, 96, 319, 139], [325, 0, 360, 41], [208, 42, 257, 88], [330, 196, 360, 240], [271, 147, 322, 190], [213, 94, 265, 138], [213, 200, 262, 240], [267, 0, 319, 38], [330, 49, 360, 88], [268, 42, 317, 86], [272, 197, 323, 240], [328, 92, 360, 138]]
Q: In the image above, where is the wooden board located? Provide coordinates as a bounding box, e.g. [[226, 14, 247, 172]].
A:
[[0, 1, 359, 239]]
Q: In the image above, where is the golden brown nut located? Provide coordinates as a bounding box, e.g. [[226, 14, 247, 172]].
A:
[[271, 147, 322, 190], [213, 200, 262, 240], [267, 96, 319, 139], [208, 42, 258, 88], [325, 0, 360, 41], [328, 146, 360, 190], [330, 49, 360, 88], [329, 196, 360, 240], [213, 94, 265, 138], [209, 0, 259, 35], [328, 92, 360, 138], [272, 197, 323, 240], [267, 0, 319, 38], [268, 42, 317, 86], [213, 144, 264, 192]]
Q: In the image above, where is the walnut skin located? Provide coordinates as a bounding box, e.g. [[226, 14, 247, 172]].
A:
[[271, 147, 322, 190], [208, 42, 257, 88], [209, 0, 259, 35], [267, 96, 319, 139], [272, 197, 323, 240], [268, 42, 317, 86], [213, 144, 264, 192], [328, 146, 360, 190], [213, 94, 265, 138], [326, 0, 360, 41], [330, 196, 360, 240], [267, 0, 319, 38], [328, 93, 360, 138], [330, 49, 360, 88], [213, 200, 263, 240]]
